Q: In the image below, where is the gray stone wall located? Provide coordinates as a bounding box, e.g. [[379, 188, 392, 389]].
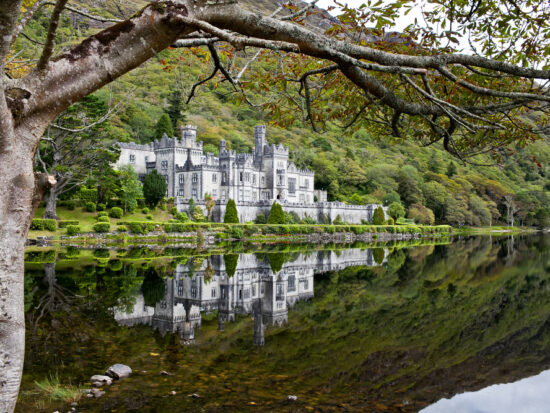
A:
[[177, 199, 388, 224]]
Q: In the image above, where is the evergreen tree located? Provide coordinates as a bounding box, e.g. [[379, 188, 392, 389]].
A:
[[372, 206, 386, 225], [447, 161, 458, 177], [267, 202, 286, 224], [141, 269, 166, 307], [188, 198, 197, 220], [167, 89, 186, 129], [224, 199, 240, 223], [154, 113, 174, 140], [143, 170, 167, 207]]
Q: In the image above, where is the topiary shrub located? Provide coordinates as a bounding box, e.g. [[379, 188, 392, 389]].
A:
[[30, 219, 57, 231], [372, 207, 385, 225], [142, 207, 150, 214], [386, 217, 395, 225], [97, 211, 108, 218], [224, 254, 239, 277], [333, 215, 344, 225], [97, 216, 110, 223], [174, 211, 189, 222], [170, 206, 178, 215], [117, 225, 127, 232], [267, 202, 285, 224], [66, 200, 76, 210], [66, 225, 80, 236], [224, 199, 239, 223], [57, 220, 79, 228], [143, 170, 167, 208], [255, 213, 266, 224], [110, 207, 123, 219], [85, 202, 96, 212], [97, 203, 106, 211], [146, 214, 153, 220], [93, 222, 110, 233]]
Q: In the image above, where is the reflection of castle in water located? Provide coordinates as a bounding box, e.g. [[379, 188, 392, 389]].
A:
[[115, 249, 386, 345]]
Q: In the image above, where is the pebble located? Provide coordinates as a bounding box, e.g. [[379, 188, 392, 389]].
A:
[[160, 370, 173, 376], [90, 374, 113, 386], [287, 395, 298, 401], [170, 391, 176, 395], [192, 393, 200, 398]]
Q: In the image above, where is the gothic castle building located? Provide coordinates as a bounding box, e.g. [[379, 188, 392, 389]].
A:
[[115, 125, 386, 223], [115, 125, 316, 203]]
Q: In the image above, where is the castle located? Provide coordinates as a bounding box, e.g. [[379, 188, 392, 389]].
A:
[[115, 125, 387, 223]]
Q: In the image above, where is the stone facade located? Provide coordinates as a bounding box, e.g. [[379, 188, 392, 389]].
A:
[[115, 125, 387, 223]]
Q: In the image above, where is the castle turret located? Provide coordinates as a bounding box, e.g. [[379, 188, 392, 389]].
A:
[[181, 125, 197, 146], [254, 125, 266, 165]]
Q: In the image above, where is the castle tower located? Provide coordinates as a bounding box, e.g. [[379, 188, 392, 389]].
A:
[[254, 125, 266, 166], [180, 125, 197, 147]]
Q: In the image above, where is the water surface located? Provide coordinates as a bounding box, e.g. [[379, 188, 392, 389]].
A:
[[18, 235, 550, 412]]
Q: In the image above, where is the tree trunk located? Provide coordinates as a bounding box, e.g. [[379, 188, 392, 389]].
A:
[[42, 189, 58, 220], [0, 144, 35, 412]]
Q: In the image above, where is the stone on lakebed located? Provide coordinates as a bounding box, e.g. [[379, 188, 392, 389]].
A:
[[105, 364, 132, 380]]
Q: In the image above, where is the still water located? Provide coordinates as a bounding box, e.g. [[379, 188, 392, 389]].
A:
[[18, 235, 550, 412]]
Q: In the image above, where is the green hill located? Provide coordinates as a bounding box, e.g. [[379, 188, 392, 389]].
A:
[[13, 1, 550, 227]]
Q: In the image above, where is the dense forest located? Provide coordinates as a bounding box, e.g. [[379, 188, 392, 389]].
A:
[[14, 0, 550, 227]]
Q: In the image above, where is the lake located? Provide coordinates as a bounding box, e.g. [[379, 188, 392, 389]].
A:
[[17, 234, 550, 412]]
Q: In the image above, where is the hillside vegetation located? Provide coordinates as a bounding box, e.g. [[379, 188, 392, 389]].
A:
[[13, 0, 550, 227]]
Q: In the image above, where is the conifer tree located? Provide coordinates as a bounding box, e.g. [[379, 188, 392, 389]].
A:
[[224, 199, 240, 223], [143, 170, 167, 208], [167, 89, 186, 129], [267, 202, 286, 224], [154, 113, 174, 140], [446, 161, 458, 177], [372, 207, 386, 225]]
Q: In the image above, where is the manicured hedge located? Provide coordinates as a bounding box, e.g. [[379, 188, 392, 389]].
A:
[[85, 202, 96, 212], [122, 221, 160, 234], [30, 219, 57, 231], [97, 216, 110, 223], [110, 207, 123, 218], [97, 211, 108, 218], [57, 220, 79, 228], [66, 225, 80, 236], [93, 222, 110, 233]]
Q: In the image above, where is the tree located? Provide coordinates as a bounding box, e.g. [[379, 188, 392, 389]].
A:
[[387, 202, 405, 220], [504, 195, 518, 227], [2, 0, 550, 409], [267, 202, 286, 224], [446, 161, 458, 177], [118, 165, 143, 213], [141, 269, 166, 307], [143, 170, 167, 208], [408, 204, 435, 225], [167, 88, 186, 130], [35, 95, 119, 219], [154, 113, 174, 140], [204, 193, 216, 221], [372, 207, 386, 225], [535, 209, 550, 229], [224, 199, 239, 224]]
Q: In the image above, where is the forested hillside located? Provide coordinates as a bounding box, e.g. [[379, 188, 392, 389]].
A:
[[13, 0, 550, 227]]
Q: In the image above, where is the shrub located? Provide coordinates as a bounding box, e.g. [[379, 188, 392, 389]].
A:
[[66, 225, 80, 236], [93, 222, 110, 233], [78, 187, 97, 203], [110, 207, 124, 218], [97, 216, 110, 223], [388, 202, 405, 220], [146, 214, 153, 220], [372, 207, 385, 225], [143, 170, 167, 207], [159, 203, 166, 211], [57, 220, 79, 228], [97, 203, 106, 211], [333, 215, 344, 225], [229, 226, 244, 239], [174, 211, 189, 222], [255, 213, 267, 224], [142, 207, 150, 214], [117, 225, 127, 232], [30, 219, 57, 231], [85, 202, 96, 212], [170, 206, 178, 215], [97, 211, 108, 218], [267, 202, 285, 224], [386, 217, 395, 225], [224, 199, 239, 223], [65, 200, 76, 210]]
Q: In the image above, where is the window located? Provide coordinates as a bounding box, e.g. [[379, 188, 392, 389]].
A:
[[239, 190, 244, 201], [192, 173, 198, 183], [191, 287, 197, 298], [300, 194, 305, 202], [261, 176, 265, 185], [245, 172, 250, 182], [144, 156, 148, 162], [129, 154, 136, 164], [288, 276, 296, 292], [304, 280, 309, 289], [277, 175, 284, 185], [221, 287, 226, 299], [178, 280, 184, 296], [288, 178, 296, 194], [179, 175, 184, 184], [213, 174, 217, 183], [240, 172, 243, 182], [253, 175, 256, 184], [211, 288, 216, 298], [304, 179, 309, 189], [213, 189, 217, 197], [163, 175, 168, 183], [223, 172, 227, 182], [253, 192, 257, 201], [192, 188, 197, 199], [252, 285, 256, 296], [221, 190, 226, 200], [161, 160, 168, 169], [278, 161, 284, 168], [178, 189, 185, 196]]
